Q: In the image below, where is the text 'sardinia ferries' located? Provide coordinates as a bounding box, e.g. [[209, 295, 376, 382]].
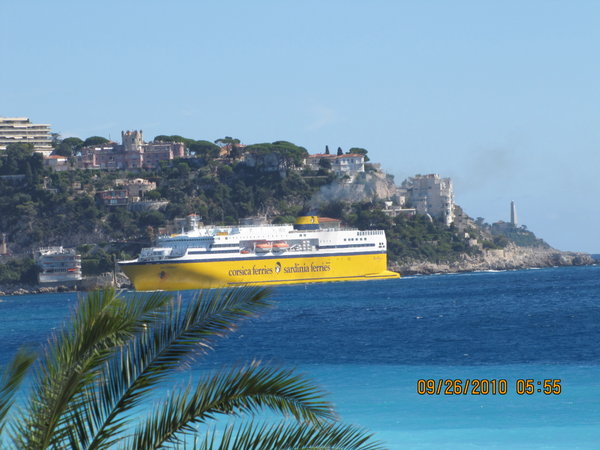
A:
[[119, 215, 399, 291]]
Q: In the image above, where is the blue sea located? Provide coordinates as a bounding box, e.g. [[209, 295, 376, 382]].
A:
[[1, 265, 599, 449]]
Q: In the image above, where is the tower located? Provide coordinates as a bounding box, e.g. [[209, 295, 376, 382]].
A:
[[510, 201, 518, 226], [121, 130, 144, 152]]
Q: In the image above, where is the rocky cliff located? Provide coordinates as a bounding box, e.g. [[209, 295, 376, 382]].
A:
[[392, 244, 595, 275], [311, 170, 399, 205]]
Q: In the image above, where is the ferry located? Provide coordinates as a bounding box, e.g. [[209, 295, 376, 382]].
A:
[[119, 215, 399, 291], [36, 247, 83, 284]]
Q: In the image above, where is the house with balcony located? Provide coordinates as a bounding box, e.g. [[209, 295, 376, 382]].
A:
[[306, 153, 365, 180]]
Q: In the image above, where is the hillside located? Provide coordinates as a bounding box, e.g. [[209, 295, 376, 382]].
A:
[[0, 140, 594, 288]]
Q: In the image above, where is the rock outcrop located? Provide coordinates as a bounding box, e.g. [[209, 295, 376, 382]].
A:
[[392, 244, 595, 275], [0, 272, 132, 296], [311, 171, 399, 205]]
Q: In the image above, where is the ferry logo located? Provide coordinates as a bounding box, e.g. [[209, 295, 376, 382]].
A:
[[275, 262, 281, 274], [159, 271, 167, 279]]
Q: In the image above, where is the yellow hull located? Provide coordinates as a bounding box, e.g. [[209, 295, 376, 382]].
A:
[[120, 253, 399, 291]]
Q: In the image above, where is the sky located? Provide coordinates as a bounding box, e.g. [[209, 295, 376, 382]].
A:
[[2, 1, 600, 252]]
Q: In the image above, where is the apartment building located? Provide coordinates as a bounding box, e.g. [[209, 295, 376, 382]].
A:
[[402, 174, 455, 226], [0, 117, 52, 154]]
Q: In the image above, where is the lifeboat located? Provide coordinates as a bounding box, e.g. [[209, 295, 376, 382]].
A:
[[273, 241, 289, 250], [255, 241, 272, 251], [240, 248, 251, 254]]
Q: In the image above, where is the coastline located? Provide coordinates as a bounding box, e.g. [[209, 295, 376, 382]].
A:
[[391, 244, 596, 275], [1, 246, 596, 296], [0, 272, 131, 297]]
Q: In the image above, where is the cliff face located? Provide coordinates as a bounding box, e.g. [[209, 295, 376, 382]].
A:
[[391, 244, 595, 275], [311, 171, 399, 205]]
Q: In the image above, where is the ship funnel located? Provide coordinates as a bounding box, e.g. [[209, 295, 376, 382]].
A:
[[293, 216, 320, 230]]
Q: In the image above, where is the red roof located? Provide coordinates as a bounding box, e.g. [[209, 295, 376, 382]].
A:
[[308, 153, 363, 158]]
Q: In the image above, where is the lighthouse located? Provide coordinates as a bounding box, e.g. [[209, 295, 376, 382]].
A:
[[510, 201, 518, 226]]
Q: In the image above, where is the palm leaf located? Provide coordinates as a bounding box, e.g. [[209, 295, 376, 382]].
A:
[[78, 287, 272, 449], [194, 420, 384, 450], [0, 347, 36, 436], [10, 288, 173, 449], [128, 363, 337, 449], [3, 287, 383, 449]]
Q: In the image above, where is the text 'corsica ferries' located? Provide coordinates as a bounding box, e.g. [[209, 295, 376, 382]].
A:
[[119, 215, 399, 291]]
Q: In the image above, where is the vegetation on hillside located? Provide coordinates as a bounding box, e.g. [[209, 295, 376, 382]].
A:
[[490, 223, 549, 248], [0, 136, 551, 284]]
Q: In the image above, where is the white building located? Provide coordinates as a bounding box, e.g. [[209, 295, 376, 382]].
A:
[[306, 153, 365, 179], [402, 174, 455, 226], [0, 117, 52, 155], [43, 155, 70, 171]]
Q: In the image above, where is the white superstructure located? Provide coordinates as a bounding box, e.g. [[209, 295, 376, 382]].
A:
[[36, 247, 82, 283], [130, 219, 387, 264]]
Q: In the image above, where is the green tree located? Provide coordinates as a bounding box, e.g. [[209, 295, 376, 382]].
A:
[[154, 135, 184, 143], [138, 210, 166, 228], [0, 143, 41, 176], [319, 158, 332, 170], [189, 140, 221, 159], [144, 189, 162, 200], [0, 288, 380, 449], [243, 141, 309, 170], [54, 137, 84, 157], [347, 147, 370, 162], [153, 135, 196, 147], [82, 136, 110, 147], [214, 136, 241, 146]]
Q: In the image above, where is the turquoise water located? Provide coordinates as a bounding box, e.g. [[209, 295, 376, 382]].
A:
[[1, 265, 599, 448]]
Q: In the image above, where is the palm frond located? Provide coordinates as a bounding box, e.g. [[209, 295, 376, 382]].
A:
[[194, 420, 384, 450], [0, 347, 36, 436], [3, 286, 383, 450], [129, 363, 337, 449], [11, 288, 173, 449], [80, 287, 272, 449]]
